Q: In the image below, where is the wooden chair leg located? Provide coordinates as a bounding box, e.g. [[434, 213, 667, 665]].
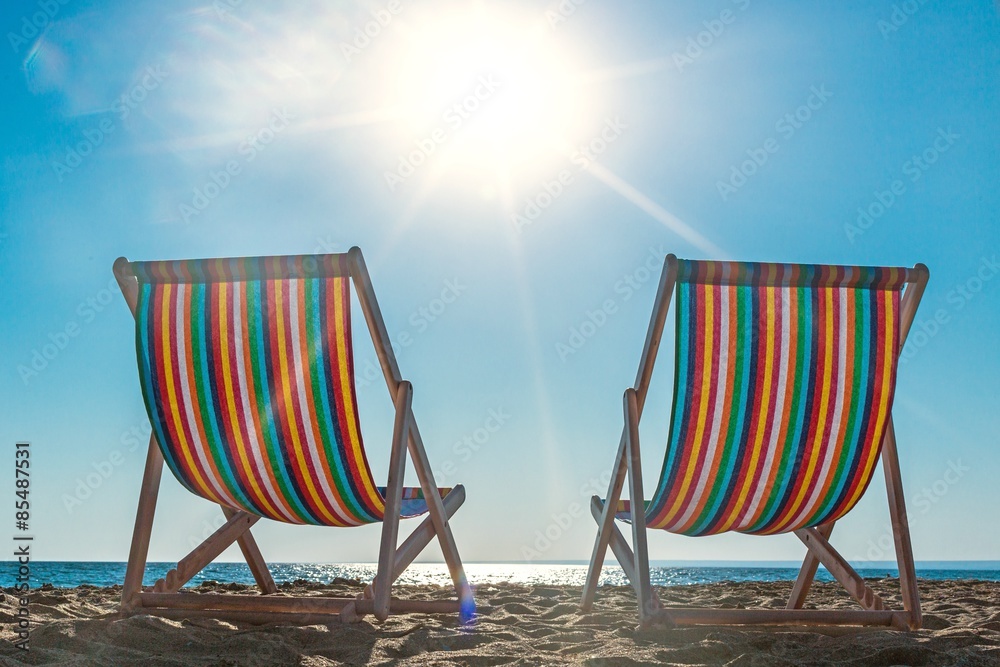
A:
[[882, 419, 922, 629], [374, 381, 411, 621], [590, 497, 637, 585], [582, 439, 628, 611], [794, 527, 884, 611], [343, 486, 467, 622], [588, 496, 666, 626], [348, 249, 472, 615], [407, 429, 473, 612], [153, 510, 261, 593], [624, 389, 657, 623], [122, 436, 164, 611], [221, 506, 277, 595], [787, 521, 835, 609], [583, 257, 677, 613]]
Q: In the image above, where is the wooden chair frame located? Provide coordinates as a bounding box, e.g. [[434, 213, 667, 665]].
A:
[[581, 255, 929, 630], [113, 247, 473, 624]]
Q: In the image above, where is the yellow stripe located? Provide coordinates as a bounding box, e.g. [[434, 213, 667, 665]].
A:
[[218, 283, 279, 518], [720, 285, 776, 532], [660, 283, 714, 527], [334, 283, 384, 512], [845, 290, 896, 508], [274, 281, 339, 525], [162, 284, 219, 502], [776, 287, 835, 532]]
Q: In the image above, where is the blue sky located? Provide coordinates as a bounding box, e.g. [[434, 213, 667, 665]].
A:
[[1, 0, 997, 567]]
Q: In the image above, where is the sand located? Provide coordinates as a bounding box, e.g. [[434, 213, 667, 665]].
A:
[[2, 579, 999, 666]]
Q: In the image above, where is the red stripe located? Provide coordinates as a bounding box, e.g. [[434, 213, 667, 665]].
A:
[[150, 285, 177, 461], [294, 278, 341, 521], [822, 288, 859, 519], [325, 279, 352, 485], [275, 279, 324, 520], [221, 283, 261, 506], [170, 286, 214, 495], [238, 284, 295, 519], [781, 288, 828, 524], [840, 291, 891, 506], [677, 282, 734, 533], [265, 280, 306, 513], [660, 283, 705, 517], [180, 285, 221, 494], [808, 288, 843, 517], [730, 284, 780, 527], [226, 284, 258, 496], [674, 277, 724, 526], [333, 277, 373, 501]]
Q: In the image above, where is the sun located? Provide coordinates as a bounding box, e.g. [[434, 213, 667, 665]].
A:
[[378, 5, 595, 180]]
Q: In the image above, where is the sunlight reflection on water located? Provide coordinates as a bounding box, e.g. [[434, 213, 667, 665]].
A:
[[25, 562, 1000, 589]]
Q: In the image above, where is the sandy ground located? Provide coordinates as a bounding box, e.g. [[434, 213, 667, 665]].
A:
[[1, 578, 999, 666]]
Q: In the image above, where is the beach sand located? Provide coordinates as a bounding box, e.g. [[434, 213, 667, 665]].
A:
[[2, 578, 998, 666]]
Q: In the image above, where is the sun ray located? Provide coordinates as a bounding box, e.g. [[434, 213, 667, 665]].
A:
[[129, 108, 403, 155], [580, 162, 728, 258], [572, 57, 675, 86]]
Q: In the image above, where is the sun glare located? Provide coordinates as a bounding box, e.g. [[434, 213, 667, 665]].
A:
[[380, 7, 593, 177]]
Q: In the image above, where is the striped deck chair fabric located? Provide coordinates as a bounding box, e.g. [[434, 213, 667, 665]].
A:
[[131, 255, 445, 528], [614, 260, 908, 536]]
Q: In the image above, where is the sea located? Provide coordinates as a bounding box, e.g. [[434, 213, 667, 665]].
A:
[[17, 561, 1000, 589]]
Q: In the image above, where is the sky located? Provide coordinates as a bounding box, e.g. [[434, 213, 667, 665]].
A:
[[1, 0, 998, 569]]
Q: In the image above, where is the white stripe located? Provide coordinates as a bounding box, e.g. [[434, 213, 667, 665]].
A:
[[789, 288, 850, 527], [672, 287, 730, 530], [231, 282, 298, 523], [286, 280, 354, 525], [174, 284, 239, 506], [741, 286, 791, 529]]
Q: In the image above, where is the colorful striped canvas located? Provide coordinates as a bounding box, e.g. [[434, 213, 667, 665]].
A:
[[132, 255, 439, 527], [618, 260, 904, 536]]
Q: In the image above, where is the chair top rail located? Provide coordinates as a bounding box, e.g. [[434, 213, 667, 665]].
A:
[[672, 255, 927, 289], [120, 251, 355, 284]]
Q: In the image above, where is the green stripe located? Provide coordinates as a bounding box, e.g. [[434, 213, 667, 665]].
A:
[[688, 285, 750, 534], [808, 290, 866, 523], [748, 287, 807, 531], [189, 284, 251, 508], [245, 280, 310, 522], [305, 277, 368, 522]]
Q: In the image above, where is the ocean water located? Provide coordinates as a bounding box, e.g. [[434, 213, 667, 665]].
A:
[[17, 562, 1000, 589]]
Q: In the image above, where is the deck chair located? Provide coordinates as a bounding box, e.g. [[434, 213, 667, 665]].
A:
[[581, 255, 929, 630], [112, 247, 474, 624]]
